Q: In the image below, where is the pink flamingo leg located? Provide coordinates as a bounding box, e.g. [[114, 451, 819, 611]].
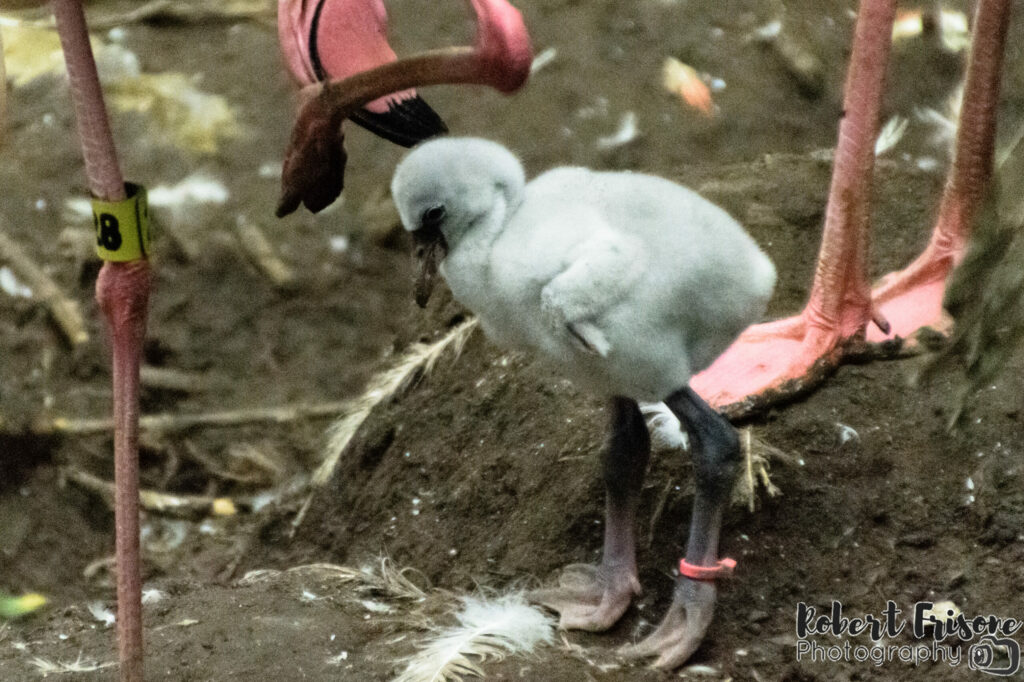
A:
[[867, 0, 1011, 343], [52, 1, 148, 679], [691, 0, 895, 415], [94, 261, 149, 681]]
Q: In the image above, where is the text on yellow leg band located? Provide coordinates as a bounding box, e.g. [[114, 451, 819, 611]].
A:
[[92, 183, 150, 261]]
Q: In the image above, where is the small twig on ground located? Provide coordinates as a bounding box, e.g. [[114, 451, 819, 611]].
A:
[[64, 468, 242, 518], [181, 440, 283, 485], [31, 400, 350, 435], [741, 428, 756, 511], [287, 492, 314, 539], [83, 555, 116, 580], [557, 632, 621, 673], [240, 558, 430, 602], [140, 365, 212, 393], [0, 229, 89, 345], [234, 215, 298, 290], [646, 478, 675, 548]]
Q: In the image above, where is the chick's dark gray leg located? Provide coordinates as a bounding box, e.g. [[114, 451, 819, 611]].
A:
[[622, 386, 740, 669], [530, 396, 650, 631]]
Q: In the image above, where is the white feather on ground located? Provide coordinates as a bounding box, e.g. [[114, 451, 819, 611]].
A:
[[28, 654, 116, 676], [393, 593, 554, 682], [316, 318, 478, 485]]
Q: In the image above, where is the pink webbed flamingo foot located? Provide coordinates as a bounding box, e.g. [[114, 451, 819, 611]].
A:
[[866, 241, 956, 346], [693, 0, 896, 415], [695, 0, 1010, 416], [691, 313, 871, 416], [868, 0, 1011, 346], [276, 0, 532, 217]]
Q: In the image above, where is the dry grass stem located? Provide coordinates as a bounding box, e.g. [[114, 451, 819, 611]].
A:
[[734, 428, 789, 511], [234, 215, 297, 290], [646, 478, 675, 548], [64, 468, 242, 518], [1, 27, 6, 149], [287, 492, 314, 539], [0, 228, 88, 346], [31, 400, 350, 436], [140, 365, 212, 393], [182, 441, 283, 486], [241, 558, 429, 601]]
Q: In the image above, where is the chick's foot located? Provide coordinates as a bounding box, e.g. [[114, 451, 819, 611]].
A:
[[529, 563, 639, 632]]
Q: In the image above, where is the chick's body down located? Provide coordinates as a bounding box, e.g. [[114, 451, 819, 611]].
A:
[[393, 138, 776, 400]]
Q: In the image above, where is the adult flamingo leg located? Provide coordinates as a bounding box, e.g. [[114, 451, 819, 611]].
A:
[[867, 0, 1011, 344], [691, 0, 896, 415], [52, 1, 149, 679]]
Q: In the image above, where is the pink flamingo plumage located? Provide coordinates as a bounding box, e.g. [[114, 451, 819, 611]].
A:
[[277, 0, 447, 146]]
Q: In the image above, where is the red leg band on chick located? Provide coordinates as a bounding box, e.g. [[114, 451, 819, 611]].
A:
[[678, 558, 737, 581]]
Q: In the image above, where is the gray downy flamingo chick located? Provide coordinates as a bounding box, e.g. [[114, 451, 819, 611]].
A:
[[391, 137, 776, 669]]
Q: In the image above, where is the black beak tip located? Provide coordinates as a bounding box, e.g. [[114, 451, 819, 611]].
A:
[[349, 94, 448, 148]]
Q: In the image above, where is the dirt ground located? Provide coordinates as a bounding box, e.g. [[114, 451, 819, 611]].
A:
[[2, 0, 1024, 680]]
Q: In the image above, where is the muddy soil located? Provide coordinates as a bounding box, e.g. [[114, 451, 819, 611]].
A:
[[2, 0, 1024, 680]]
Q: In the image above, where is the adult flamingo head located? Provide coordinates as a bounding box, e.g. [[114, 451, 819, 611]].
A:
[[277, 0, 448, 147], [275, 0, 532, 217]]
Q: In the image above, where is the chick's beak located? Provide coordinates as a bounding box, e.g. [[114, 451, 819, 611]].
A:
[[412, 224, 448, 307]]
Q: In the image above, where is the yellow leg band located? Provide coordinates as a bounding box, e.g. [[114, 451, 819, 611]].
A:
[[92, 183, 151, 261]]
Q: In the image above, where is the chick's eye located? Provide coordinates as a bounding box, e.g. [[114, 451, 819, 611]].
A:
[[422, 205, 446, 227]]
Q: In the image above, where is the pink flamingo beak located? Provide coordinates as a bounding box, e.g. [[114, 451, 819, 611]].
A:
[[276, 0, 532, 217]]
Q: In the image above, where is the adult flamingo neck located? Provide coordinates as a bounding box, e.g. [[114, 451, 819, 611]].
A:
[[317, 44, 530, 124]]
